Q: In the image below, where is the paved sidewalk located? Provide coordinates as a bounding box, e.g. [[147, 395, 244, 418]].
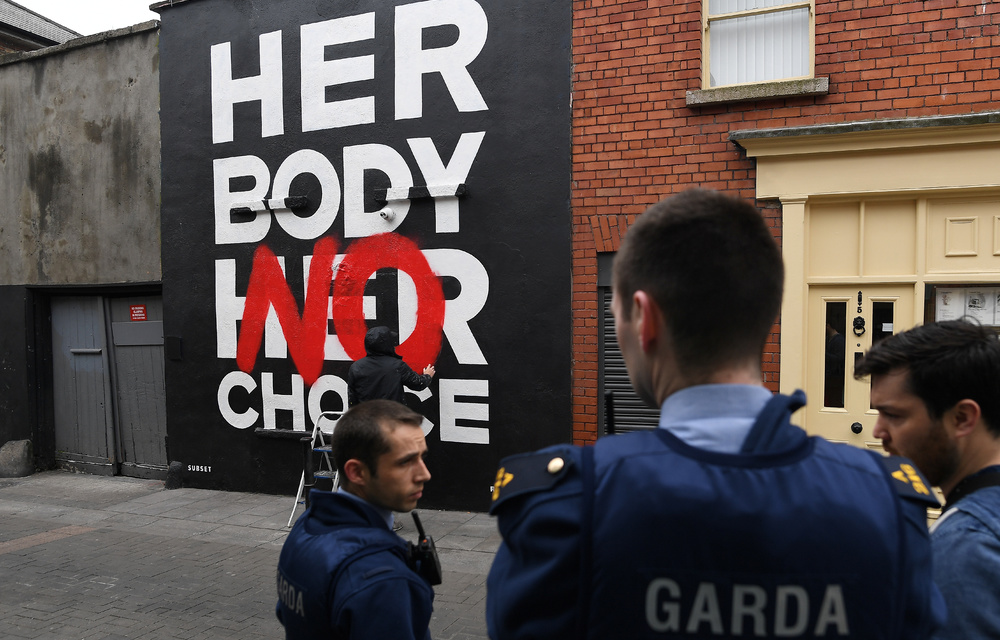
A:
[[0, 470, 499, 639]]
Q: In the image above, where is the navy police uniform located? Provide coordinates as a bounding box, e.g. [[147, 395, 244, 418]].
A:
[[276, 490, 433, 640], [487, 391, 945, 639]]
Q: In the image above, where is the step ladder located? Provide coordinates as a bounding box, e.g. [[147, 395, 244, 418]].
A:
[[287, 410, 341, 527]]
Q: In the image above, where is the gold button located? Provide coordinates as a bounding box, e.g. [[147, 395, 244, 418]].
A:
[[547, 457, 565, 474]]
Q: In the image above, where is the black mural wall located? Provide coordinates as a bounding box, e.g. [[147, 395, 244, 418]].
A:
[[158, 0, 572, 510]]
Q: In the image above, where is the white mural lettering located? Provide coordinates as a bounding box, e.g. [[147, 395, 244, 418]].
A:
[[210, 31, 284, 144], [208, 0, 494, 445], [395, 0, 489, 120], [300, 13, 376, 132]]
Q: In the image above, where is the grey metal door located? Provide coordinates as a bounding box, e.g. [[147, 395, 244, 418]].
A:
[[108, 296, 167, 478], [51, 297, 115, 474], [50, 295, 168, 478]]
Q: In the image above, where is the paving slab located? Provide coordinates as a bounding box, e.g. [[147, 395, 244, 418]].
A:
[[0, 470, 499, 639]]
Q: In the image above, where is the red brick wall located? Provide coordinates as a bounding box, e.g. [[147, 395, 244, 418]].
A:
[[570, 0, 1000, 444]]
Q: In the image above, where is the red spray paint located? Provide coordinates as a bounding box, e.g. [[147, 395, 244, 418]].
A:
[[236, 233, 444, 386]]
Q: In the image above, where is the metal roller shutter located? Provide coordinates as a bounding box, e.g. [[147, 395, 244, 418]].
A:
[[600, 289, 660, 433]]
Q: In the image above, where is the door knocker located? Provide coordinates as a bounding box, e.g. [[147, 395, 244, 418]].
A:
[[852, 316, 866, 336]]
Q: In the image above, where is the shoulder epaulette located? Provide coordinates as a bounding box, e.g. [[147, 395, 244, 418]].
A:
[[880, 455, 941, 507], [489, 449, 575, 513]]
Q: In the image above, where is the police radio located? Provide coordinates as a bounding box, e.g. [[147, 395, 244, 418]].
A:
[[407, 511, 442, 586]]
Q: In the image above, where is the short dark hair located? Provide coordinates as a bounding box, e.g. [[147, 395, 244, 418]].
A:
[[854, 320, 1000, 436], [331, 400, 424, 481], [613, 189, 784, 375]]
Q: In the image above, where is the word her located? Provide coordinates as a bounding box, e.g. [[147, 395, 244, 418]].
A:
[[216, 236, 490, 385], [210, 0, 488, 143]]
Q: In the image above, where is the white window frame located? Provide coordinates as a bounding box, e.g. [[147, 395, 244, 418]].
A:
[[703, 0, 815, 89]]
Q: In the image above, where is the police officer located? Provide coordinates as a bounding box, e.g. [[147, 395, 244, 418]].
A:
[[277, 400, 433, 639], [347, 326, 436, 532], [486, 189, 945, 639]]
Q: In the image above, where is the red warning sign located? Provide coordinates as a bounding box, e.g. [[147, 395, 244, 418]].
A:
[[130, 305, 147, 321]]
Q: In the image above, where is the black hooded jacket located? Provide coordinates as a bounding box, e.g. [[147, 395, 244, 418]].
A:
[[347, 326, 432, 406]]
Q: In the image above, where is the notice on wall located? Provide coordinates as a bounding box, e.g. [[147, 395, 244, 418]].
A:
[[934, 287, 1000, 325], [965, 289, 996, 325], [934, 288, 962, 321]]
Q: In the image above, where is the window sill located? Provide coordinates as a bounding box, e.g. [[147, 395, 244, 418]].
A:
[[686, 78, 829, 107]]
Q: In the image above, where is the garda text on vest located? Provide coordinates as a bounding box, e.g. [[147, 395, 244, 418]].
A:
[[645, 577, 850, 637]]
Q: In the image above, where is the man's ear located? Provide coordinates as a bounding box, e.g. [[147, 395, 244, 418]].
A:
[[343, 459, 369, 487], [632, 290, 662, 353], [950, 399, 983, 439]]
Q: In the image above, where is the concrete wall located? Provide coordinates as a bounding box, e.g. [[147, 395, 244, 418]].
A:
[[0, 23, 161, 287], [0, 23, 161, 450]]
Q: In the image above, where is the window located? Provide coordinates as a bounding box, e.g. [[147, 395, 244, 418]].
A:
[[705, 0, 813, 88], [823, 300, 846, 409]]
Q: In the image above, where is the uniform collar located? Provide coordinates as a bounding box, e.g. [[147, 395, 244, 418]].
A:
[[336, 487, 395, 530], [659, 384, 774, 454]]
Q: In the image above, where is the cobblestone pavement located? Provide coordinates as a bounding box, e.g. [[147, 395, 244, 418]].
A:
[[0, 471, 498, 639]]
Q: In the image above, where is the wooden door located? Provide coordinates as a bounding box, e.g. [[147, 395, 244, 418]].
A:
[[805, 285, 915, 450]]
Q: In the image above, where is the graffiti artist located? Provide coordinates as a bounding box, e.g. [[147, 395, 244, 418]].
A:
[[276, 400, 434, 639], [347, 326, 436, 406]]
